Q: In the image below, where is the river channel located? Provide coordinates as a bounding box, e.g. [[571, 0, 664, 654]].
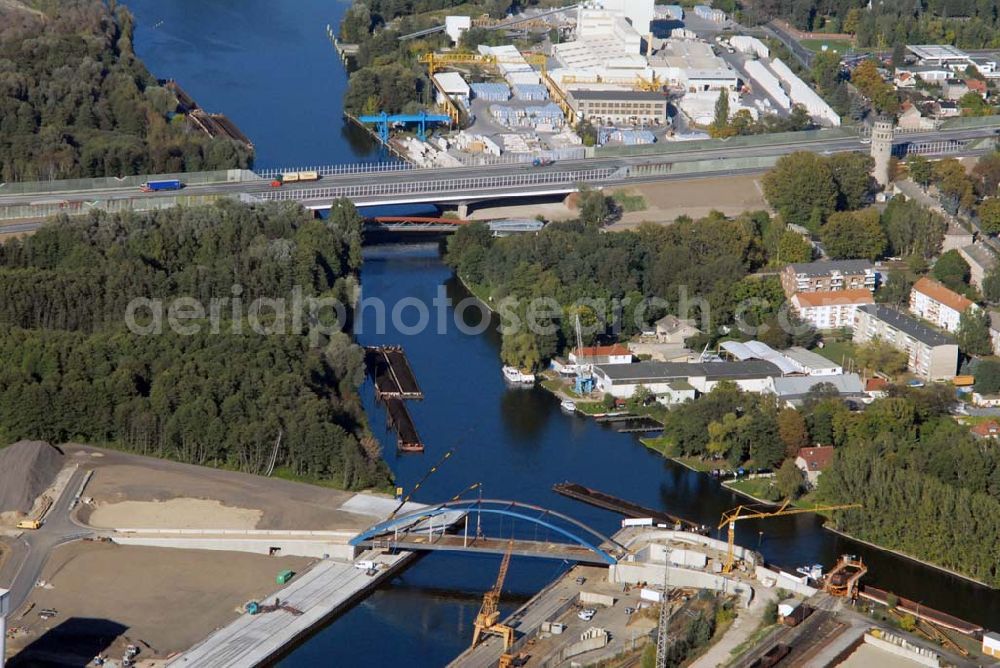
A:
[[125, 1, 1000, 663]]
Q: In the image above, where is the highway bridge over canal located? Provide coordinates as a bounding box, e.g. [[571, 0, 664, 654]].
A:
[[1, 122, 998, 234]]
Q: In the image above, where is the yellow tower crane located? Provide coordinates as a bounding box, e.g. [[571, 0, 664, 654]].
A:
[[718, 500, 861, 573], [471, 540, 516, 664]]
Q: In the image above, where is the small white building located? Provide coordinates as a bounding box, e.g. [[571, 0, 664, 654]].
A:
[[791, 289, 874, 330], [909, 277, 974, 333], [445, 15, 471, 44], [433, 71, 471, 107]]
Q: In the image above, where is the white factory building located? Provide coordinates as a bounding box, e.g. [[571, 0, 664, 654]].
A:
[[649, 38, 739, 91]]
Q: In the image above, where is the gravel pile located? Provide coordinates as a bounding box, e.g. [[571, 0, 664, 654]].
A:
[[0, 440, 65, 513]]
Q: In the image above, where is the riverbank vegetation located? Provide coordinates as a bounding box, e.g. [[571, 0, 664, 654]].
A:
[[445, 209, 816, 370], [0, 1, 252, 181], [0, 200, 391, 491], [657, 378, 1000, 585]]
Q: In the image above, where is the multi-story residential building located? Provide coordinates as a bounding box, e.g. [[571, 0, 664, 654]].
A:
[[853, 304, 958, 381], [957, 243, 998, 290], [780, 260, 877, 297], [909, 276, 974, 333], [790, 289, 874, 330]]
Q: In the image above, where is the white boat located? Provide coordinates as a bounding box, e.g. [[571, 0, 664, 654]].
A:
[[502, 366, 536, 385], [560, 399, 577, 413], [796, 563, 824, 580]]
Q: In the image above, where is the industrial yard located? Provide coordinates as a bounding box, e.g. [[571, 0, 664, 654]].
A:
[[366, 1, 843, 168]]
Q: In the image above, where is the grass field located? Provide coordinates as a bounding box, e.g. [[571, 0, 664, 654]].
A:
[[799, 38, 854, 54], [814, 340, 857, 367], [723, 478, 780, 503]]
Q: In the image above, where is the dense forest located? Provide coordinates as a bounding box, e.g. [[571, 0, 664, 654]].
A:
[[661, 380, 1000, 585], [0, 0, 252, 181], [445, 207, 817, 369], [745, 0, 1000, 48], [0, 201, 391, 491]]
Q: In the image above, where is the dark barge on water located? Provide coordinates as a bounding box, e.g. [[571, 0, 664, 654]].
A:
[[553, 482, 709, 534], [365, 346, 425, 452]]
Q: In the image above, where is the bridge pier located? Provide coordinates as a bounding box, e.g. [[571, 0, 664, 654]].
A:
[[456, 201, 469, 219]]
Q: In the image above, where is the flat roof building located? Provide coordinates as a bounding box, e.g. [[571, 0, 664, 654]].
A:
[[781, 260, 877, 297], [853, 304, 958, 381], [567, 89, 668, 124], [907, 45, 972, 69], [593, 359, 782, 397]]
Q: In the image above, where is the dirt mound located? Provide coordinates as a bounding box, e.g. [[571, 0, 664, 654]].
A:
[[0, 441, 65, 514]]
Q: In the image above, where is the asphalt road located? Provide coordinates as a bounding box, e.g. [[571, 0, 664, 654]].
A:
[[0, 126, 995, 211], [0, 467, 93, 615]]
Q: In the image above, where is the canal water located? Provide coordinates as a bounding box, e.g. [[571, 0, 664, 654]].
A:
[[125, 1, 1000, 663]]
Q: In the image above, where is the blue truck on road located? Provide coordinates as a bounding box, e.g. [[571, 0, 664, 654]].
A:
[[140, 179, 184, 193]]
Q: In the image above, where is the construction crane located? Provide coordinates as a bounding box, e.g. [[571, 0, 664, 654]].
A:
[[718, 500, 861, 574], [471, 540, 516, 662], [420, 51, 548, 77], [389, 448, 454, 519], [558, 72, 664, 92]]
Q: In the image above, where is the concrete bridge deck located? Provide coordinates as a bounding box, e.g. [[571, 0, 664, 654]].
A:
[[166, 549, 417, 667]]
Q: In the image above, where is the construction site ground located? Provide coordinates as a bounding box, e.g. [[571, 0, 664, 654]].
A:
[[607, 174, 770, 228], [5, 540, 313, 663], [65, 444, 379, 531]]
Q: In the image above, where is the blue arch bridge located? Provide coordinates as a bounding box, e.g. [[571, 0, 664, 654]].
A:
[[350, 499, 628, 565]]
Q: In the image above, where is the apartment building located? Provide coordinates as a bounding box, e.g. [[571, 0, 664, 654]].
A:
[[780, 260, 877, 297], [909, 276, 974, 333], [790, 289, 874, 330], [853, 304, 958, 381]]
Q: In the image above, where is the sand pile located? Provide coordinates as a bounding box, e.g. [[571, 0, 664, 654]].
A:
[[0, 440, 65, 513]]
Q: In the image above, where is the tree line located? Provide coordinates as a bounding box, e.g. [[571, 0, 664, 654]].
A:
[[745, 0, 1000, 49], [0, 200, 391, 491], [445, 208, 817, 370], [0, 0, 251, 182]]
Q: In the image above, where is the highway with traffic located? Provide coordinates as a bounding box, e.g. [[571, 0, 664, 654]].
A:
[[0, 124, 997, 224], [0, 121, 1000, 206]]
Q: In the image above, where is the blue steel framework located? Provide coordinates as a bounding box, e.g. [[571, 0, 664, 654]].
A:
[[350, 498, 625, 565]]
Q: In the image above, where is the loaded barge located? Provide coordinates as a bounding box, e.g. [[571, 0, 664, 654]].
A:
[[365, 346, 425, 452], [553, 482, 708, 534]]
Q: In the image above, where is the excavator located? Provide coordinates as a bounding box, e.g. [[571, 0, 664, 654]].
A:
[[471, 540, 517, 668]]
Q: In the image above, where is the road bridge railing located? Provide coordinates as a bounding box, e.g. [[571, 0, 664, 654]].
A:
[[257, 167, 620, 202], [254, 161, 415, 179]]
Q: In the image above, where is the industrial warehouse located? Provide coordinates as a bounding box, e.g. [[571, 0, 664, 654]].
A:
[[364, 0, 843, 167]]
